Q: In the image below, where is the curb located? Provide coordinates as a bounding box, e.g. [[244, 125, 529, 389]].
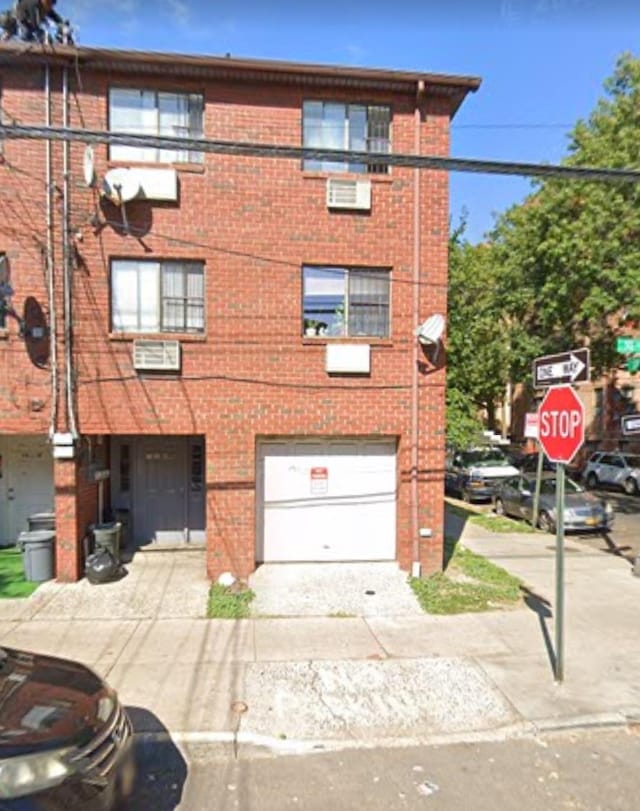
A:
[[131, 710, 640, 757]]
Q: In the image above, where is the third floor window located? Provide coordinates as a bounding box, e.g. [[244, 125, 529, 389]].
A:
[[302, 101, 391, 174], [109, 88, 204, 164]]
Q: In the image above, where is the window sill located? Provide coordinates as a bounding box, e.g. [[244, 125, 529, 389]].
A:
[[109, 332, 207, 342], [302, 336, 392, 346], [301, 171, 392, 183], [107, 160, 205, 175]]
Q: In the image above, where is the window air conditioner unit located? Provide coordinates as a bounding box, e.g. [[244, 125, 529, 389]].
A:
[[133, 339, 181, 371], [326, 178, 371, 211]]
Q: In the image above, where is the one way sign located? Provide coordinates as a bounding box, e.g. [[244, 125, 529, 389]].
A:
[[533, 348, 590, 388]]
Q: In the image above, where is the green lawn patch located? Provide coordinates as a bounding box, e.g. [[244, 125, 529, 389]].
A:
[[0, 547, 40, 599], [469, 512, 536, 534], [410, 542, 522, 615], [207, 583, 255, 619]]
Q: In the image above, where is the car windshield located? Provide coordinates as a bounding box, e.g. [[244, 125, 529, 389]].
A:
[[622, 455, 640, 467], [535, 478, 583, 495], [461, 449, 509, 467]]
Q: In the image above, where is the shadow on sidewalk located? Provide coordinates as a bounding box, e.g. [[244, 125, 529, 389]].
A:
[[122, 707, 188, 811], [521, 586, 556, 675]]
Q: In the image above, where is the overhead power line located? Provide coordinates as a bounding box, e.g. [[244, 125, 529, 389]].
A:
[[1, 123, 640, 184]]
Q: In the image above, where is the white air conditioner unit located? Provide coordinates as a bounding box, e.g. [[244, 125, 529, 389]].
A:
[[326, 178, 371, 211], [135, 168, 179, 202], [133, 339, 181, 371]]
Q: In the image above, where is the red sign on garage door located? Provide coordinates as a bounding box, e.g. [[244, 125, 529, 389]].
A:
[[310, 467, 328, 495]]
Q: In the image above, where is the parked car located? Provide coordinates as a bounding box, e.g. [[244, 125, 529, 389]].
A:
[[445, 447, 519, 503], [493, 472, 614, 533], [583, 451, 640, 495], [518, 452, 583, 482], [0, 646, 135, 810]]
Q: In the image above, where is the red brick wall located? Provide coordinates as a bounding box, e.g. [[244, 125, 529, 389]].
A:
[[0, 58, 456, 581]]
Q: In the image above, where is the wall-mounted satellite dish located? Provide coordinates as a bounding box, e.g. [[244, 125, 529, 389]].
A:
[[102, 168, 140, 204], [102, 168, 140, 236], [414, 313, 445, 346], [83, 145, 96, 188]]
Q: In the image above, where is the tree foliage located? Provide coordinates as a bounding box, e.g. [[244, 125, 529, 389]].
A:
[[491, 52, 640, 378], [447, 53, 640, 440]]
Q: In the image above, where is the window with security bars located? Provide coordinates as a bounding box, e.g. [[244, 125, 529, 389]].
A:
[[111, 259, 204, 334], [302, 101, 391, 174], [109, 88, 204, 164], [302, 266, 390, 338]]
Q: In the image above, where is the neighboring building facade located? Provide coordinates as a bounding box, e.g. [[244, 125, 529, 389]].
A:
[[0, 43, 479, 581]]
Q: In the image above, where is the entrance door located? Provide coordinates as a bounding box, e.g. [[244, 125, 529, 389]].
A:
[[135, 438, 187, 544], [1, 436, 54, 542]]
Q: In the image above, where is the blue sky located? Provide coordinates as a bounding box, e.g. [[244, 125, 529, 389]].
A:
[[64, 0, 640, 242]]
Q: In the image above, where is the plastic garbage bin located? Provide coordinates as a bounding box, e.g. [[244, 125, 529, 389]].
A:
[[91, 522, 122, 562], [28, 512, 56, 532], [18, 530, 55, 582]]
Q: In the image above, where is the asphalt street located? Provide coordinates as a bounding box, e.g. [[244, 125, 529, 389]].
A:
[[122, 727, 640, 810]]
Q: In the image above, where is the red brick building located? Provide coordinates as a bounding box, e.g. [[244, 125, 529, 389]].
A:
[[0, 43, 479, 582]]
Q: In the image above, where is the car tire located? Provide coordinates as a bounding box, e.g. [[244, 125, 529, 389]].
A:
[[586, 472, 598, 489], [494, 497, 505, 517], [623, 477, 638, 496], [538, 510, 555, 533]]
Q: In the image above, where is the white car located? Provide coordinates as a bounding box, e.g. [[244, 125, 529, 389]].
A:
[[584, 451, 640, 495]]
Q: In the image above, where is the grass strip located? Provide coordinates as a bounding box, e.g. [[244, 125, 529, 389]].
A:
[[207, 583, 255, 619], [0, 547, 40, 599], [410, 542, 522, 614]]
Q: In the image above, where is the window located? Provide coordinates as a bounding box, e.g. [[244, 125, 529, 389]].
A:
[[109, 88, 204, 164], [111, 260, 204, 333], [302, 101, 391, 174], [302, 266, 390, 338]]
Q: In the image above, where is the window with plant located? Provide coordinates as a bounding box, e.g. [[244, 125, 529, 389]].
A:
[[302, 266, 390, 338]]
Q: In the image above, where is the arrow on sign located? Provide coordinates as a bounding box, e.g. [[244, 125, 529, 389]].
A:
[[536, 353, 586, 384]]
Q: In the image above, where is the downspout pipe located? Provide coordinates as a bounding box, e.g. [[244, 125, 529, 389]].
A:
[[62, 63, 78, 440], [411, 80, 425, 575], [44, 64, 58, 439]]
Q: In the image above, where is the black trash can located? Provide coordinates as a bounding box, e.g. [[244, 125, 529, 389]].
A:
[[91, 522, 122, 562], [18, 530, 55, 582], [27, 512, 56, 532]]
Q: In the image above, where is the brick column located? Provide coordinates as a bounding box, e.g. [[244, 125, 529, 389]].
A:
[[54, 458, 82, 582]]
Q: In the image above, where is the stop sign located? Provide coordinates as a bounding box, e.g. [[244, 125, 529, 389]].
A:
[[538, 385, 585, 463]]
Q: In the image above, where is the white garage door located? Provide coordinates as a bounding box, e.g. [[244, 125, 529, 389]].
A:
[[257, 440, 397, 562]]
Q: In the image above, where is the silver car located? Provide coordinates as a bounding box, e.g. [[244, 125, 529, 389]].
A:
[[583, 451, 640, 495], [494, 473, 614, 533]]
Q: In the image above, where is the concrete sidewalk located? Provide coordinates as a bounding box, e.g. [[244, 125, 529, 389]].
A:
[[1, 522, 639, 753]]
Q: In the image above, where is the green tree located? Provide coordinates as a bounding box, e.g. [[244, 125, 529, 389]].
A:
[[446, 221, 510, 445], [491, 52, 640, 378]]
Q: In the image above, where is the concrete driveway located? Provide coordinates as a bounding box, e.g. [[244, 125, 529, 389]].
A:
[[249, 562, 423, 617]]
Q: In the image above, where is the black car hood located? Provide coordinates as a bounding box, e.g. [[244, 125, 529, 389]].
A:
[[0, 647, 111, 758]]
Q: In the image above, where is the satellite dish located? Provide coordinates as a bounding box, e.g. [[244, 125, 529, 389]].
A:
[[83, 145, 96, 188], [102, 168, 140, 205], [414, 313, 445, 346]]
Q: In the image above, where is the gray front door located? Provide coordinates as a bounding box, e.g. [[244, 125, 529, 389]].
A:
[[136, 437, 187, 544]]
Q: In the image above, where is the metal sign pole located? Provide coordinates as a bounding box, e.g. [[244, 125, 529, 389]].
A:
[[532, 444, 544, 528], [555, 463, 565, 683]]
